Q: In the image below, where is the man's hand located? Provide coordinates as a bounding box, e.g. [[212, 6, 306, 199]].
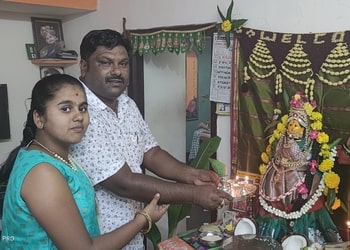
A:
[[192, 169, 221, 187], [193, 185, 233, 210]]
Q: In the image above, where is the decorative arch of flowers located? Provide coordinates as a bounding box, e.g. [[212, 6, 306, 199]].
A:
[[259, 92, 343, 219]]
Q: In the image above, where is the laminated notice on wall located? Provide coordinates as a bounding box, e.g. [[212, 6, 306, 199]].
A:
[[209, 32, 233, 104]]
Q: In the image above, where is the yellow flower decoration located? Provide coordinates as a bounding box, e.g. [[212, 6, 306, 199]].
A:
[[316, 132, 329, 144], [324, 171, 340, 189], [261, 152, 269, 164], [259, 163, 267, 175], [277, 122, 286, 133], [281, 114, 288, 124], [321, 143, 330, 151], [318, 159, 334, 172], [332, 198, 341, 210], [303, 102, 315, 115], [273, 129, 283, 140], [320, 149, 331, 158], [311, 120, 322, 130], [310, 111, 322, 121], [323, 187, 329, 196], [221, 20, 232, 32], [319, 144, 331, 158], [294, 94, 301, 100], [265, 144, 271, 155]]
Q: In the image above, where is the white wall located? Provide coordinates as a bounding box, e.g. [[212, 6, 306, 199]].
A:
[[144, 52, 186, 160], [143, 51, 187, 240], [0, 14, 43, 161]]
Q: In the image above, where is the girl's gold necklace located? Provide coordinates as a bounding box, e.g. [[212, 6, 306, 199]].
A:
[[31, 139, 77, 172]]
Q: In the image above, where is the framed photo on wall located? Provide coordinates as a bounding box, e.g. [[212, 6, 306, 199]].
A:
[[40, 66, 64, 79], [31, 17, 65, 59], [216, 102, 230, 116], [25, 43, 39, 60]]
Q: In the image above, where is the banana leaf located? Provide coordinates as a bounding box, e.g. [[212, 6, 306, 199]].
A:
[[145, 224, 161, 249], [326, 188, 336, 213], [167, 136, 222, 237], [190, 136, 222, 169], [147, 136, 222, 246], [167, 203, 192, 237], [209, 158, 226, 177]]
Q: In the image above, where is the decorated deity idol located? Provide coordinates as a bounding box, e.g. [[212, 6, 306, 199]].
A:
[[257, 92, 342, 245]]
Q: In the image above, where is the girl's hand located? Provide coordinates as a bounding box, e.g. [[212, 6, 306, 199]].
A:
[[143, 193, 169, 223]]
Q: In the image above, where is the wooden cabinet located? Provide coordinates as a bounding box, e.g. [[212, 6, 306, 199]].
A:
[[3, 0, 97, 10], [0, 0, 97, 16]]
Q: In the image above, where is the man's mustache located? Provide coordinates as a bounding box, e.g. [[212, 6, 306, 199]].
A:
[[106, 77, 124, 83]]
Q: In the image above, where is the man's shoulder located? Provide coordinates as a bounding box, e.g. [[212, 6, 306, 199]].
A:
[[119, 93, 139, 109]]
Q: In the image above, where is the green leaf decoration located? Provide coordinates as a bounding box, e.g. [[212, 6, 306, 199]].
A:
[[329, 137, 342, 149], [264, 120, 279, 133], [190, 136, 222, 169], [167, 203, 192, 237], [145, 225, 162, 249], [209, 158, 226, 177], [167, 136, 222, 238], [282, 90, 290, 111], [326, 188, 336, 210], [217, 5, 225, 21], [146, 136, 222, 246], [225, 33, 231, 48], [232, 19, 248, 29], [226, 0, 234, 20]]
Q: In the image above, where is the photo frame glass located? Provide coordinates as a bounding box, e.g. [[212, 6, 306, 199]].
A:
[[40, 66, 64, 79], [31, 17, 65, 59]]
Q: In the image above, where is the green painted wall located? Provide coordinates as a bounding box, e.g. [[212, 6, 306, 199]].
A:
[[186, 37, 212, 158]]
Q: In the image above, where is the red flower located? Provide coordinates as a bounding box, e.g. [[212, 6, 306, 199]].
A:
[[308, 160, 318, 174], [309, 130, 318, 140], [297, 183, 308, 195]]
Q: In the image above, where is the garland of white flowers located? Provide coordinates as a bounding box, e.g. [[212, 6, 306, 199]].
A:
[[259, 174, 325, 220]]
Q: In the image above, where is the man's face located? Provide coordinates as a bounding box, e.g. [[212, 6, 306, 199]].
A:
[[80, 45, 129, 107]]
